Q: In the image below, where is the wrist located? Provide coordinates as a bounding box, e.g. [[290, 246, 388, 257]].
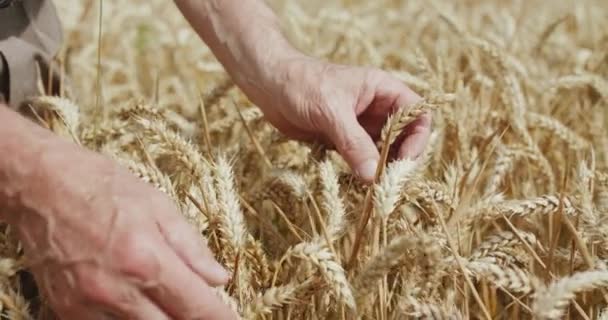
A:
[[225, 46, 301, 109], [0, 107, 94, 225], [275, 54, 329, 104], [0, 108, 51, 222], [239, 49, 322, 112]]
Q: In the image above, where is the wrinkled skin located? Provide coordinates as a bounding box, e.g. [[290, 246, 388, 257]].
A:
[[249, 57, 430, 182], [0, 107, 235, 320]]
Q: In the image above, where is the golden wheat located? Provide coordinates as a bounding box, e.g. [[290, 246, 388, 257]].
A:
[[0, 0, 606, 319]]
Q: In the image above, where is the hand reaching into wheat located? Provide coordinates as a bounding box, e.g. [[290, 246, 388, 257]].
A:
[[0, 107, 237, 320], [176, 0, 430, 183], [248, 57, 429, 182]]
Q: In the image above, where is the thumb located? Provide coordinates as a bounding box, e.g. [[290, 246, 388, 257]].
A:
[[324, 113, 380, 183], [159, 213, 230, 286]]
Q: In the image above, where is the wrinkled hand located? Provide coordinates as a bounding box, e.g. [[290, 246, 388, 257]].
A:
[[12, 146, 235, 319], [174, 0, 429, 182], [250, 57, 430, 182]]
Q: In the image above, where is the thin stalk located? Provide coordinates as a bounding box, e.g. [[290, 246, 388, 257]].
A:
[[437, 205, 492, 320], [347, 120, 393, 269], [232, 101, 272, 168]]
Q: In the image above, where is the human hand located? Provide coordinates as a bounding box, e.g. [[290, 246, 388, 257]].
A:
[[174, 0, 429, 182], [10, 145, 236, 319], [249, 57, 430, 183]]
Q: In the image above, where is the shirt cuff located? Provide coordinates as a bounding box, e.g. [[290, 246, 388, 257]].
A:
[[0, 36, 46, 109]]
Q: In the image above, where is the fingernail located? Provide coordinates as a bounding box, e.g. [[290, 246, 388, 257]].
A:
[[401, 150, 414, 160], [209, 261, 231, 283], [401, 142, 424, 160], [357, 160, 378, 182]]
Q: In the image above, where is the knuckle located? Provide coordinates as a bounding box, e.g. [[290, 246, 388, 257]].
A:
[[75, 267, 113, 304], [183, 299, 215, 319], [74, 266, 140, 310], [315, 103, 335, 129], [113, 232, 159, 279], [364, 67, 388, 84], [298, 97, 332, 133], [339, 131, 366, 155]]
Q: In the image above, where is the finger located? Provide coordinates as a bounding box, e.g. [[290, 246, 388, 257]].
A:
[[89, 299, 170, 320], [157, 214, 230, 286], [87, 270, 170, 320], [94, 297, 169, 320], [323, 112, 379, 183], [358, 113, 387, 141], [54, 276, 170, 320], [375, 75, 430, 159], [57, 305, 94, 320], [119, 292, 170, 320], [360, 71, 423, 142], [380, 76, 421, 112], [398, 112, 432, 159], [58, 300, 169, 320], [144, 241, 238, 320]]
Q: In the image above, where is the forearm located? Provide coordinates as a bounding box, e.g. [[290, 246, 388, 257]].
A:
[[174, 0, 308, 102], [0, 107, 66, 223]]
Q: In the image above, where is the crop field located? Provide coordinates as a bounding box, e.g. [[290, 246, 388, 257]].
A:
[[1, 0, 608, 319]]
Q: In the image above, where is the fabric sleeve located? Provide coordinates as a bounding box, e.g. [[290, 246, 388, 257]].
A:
[[0, 0, 64, 109], [0, 37, 46, 109]]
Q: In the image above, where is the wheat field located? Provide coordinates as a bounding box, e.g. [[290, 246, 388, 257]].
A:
[[1, 0, 608, 319]]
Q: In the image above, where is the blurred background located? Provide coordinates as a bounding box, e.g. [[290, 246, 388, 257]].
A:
[[52, 0, 607, 116]]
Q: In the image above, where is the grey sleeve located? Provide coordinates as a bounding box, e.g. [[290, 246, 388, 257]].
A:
[[0, 37, 47, 109], [0, 0, 63, 109]]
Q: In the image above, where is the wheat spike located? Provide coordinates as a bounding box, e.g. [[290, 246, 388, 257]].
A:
[[246, 279, 312, 318], [373, 158, 419, 219], [479, 195, 576, 220], [466, 258, 534, 293], [553, 74, 608, 99], [287, 242, 355, 310], [470, 230, 539, 260], [214, 155, 249, 250], [399, 296, 464, 320], [354, 234, 440, 308], [28, 96, 81, 141], [377, 93, 454, 149], [533, 271, 608, 319], [526, 112, 589, 150], [318, 160, 347, 241]]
